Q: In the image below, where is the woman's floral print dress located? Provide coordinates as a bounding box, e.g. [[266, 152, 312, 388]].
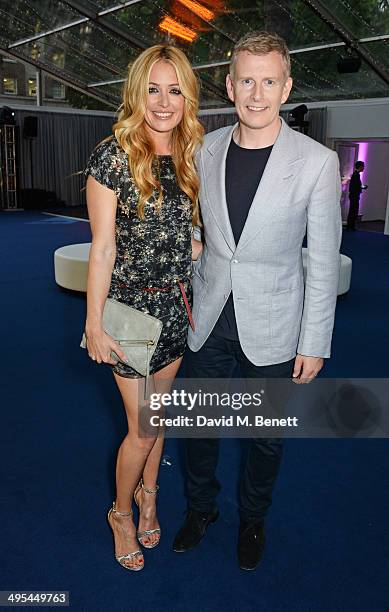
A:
[[85, 137, 193, 377]]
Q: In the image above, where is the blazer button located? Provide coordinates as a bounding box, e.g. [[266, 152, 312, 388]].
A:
[[232, 259, 238, 264]]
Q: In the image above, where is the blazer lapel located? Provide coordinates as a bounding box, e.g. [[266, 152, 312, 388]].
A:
[[201, 123, 237, 252], [236, 118, 306, 252]]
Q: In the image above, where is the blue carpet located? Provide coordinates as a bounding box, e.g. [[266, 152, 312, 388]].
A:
[[1, 212, 388, 611]]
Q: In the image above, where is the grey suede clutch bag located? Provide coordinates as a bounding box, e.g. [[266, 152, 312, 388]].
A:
[[80, 298, 163, 390]]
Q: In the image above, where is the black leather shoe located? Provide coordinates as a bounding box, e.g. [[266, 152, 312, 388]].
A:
[[237, 519, 265, 570], [172, 508, 219, 552]]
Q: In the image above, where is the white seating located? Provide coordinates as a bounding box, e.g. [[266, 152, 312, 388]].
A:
[[54, 243, 352, 296], [54, 243, 91, 292], [302, 248, 352, 296]]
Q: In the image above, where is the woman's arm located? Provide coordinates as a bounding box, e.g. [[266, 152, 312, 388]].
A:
[[84, 175, 127, 364]]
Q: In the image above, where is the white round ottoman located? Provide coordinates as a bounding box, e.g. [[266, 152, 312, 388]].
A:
[[54, 243, 352, 296], [54, 243, 91, 292], [302, 248, 352, 296]]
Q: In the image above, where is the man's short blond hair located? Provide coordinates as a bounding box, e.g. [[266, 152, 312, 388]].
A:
[[230, 31, 291, 79]]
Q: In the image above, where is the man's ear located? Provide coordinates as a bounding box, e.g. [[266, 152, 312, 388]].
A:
[[226, 73, 235, 103], [281, 76, 293, 104]]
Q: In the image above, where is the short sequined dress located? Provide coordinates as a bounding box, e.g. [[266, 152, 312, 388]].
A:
[[85, 137, 193, 378]]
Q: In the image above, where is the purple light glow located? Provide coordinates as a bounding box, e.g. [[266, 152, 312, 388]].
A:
[[355, 141, 369, 214]]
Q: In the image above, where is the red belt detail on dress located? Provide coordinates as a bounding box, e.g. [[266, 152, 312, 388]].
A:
[[177, 281, 195, 333], [119, 281, 195, 332], [141, 287, 171, 292]]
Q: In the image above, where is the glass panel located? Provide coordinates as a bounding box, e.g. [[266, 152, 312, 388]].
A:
[[46, 77, 66, 99], [76, 0, 131, 10], [363, 40, 389, 70], [14, 21, 136, 84], [93, 81, 124, 100], [197, 42, 389, 105], [65, 82, 117, 110], [104, 0, 215, 54], [322, 0, 389, 39], [188, 0, 342, 51], [196, 64, 230, 92], [0, 0, 83, 46], [0, 0, 388, 110], [199, 78, 232, 108], [99, 0, 346, 66], [289, 46, 389, 102], [288, 0, 341, 48]]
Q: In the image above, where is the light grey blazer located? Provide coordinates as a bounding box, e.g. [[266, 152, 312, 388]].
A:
[[188, 117, 342, 364]]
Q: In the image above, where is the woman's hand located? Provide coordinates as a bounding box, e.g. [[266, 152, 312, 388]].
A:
[[84, 326, 129, 365], [191, 237, 203, 261]]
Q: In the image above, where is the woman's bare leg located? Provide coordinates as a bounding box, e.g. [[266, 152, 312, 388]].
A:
[[136, 357, 183, 546], [109, 357, 182, 563], [108, 375, 156, 569]]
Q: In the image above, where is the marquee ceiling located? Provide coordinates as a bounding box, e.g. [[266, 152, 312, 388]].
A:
[[0, 0, 388, 109]]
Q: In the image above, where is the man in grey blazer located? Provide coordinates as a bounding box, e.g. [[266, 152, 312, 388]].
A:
[[173, 31, 342, 570]]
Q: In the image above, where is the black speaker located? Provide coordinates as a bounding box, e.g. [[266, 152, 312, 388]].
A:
[[23, 116, 38, 138], [20, 189, 59, 209], [337, 56, 361, 74]]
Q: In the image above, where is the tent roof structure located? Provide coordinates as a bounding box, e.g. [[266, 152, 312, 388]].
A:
[[1, 0, 388, 110]]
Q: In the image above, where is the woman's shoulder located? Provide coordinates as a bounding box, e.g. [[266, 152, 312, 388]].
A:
[[85, 137, 127, 189], [91, 136, 126, 162]]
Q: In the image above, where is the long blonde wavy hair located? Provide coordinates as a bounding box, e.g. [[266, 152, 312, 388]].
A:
[[113, 45, 204, 224]]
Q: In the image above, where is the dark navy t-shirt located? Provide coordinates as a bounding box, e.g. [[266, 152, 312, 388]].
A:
[[212, 137, 273, 341]]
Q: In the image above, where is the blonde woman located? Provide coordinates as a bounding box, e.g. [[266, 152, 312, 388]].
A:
[[84, 45, 203, 571]]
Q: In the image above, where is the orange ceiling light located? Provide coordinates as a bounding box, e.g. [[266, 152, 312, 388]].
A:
[[201, 0, 224, 9], [176, 0, 215, 20], [159, 15, 198, 42]]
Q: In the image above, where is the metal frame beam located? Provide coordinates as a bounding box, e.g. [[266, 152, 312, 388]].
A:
[[8, 2, 389, 60], [8, 0, 236, 51], [9, 30, 126, 82], [5, 0, 389, 100], [17, 0, 378, 104], [87, 32, 389, 88], [4, 0, 234, 104], [0, 45, 117, 108], [8, 18, 88, 49], [198, 74, 230, 104], [302, 0, 389, 86], [69, 0, 230, 102], [61, 0, 229, 101], [60, 0, 149, 51], [174, 2, 236, 44], [6, 6, 143, 85], [11, 31, 127, 84], [8, 0, 146, 49]]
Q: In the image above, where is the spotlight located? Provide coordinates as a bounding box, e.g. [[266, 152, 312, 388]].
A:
[[0, 106, 16, 126], [337, 55, 361, 74], [288, 104, 309, 133], [290, 104, 308, 123]]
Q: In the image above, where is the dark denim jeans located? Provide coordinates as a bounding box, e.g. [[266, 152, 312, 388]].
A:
[[182, 332, 295, 521]]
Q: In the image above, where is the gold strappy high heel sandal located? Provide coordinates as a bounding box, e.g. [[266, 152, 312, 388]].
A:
[[107, 502, 144, 571], [134, 478, 161, 549]]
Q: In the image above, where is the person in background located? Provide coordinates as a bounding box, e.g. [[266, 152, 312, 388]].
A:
[[347, 160, 368, 230]]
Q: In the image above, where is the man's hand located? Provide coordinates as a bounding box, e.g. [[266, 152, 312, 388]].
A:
[[292, 354, 324, 384]]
